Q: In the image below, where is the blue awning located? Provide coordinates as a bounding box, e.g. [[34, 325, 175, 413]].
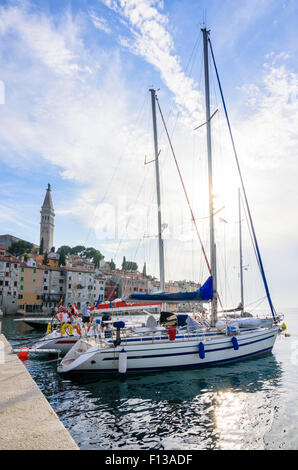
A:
[[128, 276, 213, 302]]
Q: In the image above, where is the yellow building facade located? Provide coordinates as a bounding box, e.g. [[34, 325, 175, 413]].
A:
[[17, 264, 44, 313]]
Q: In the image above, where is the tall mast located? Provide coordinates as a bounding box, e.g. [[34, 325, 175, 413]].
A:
[[149, 88, 165, 292], [202, 28, 217, 326], [238, 188, 244, 315]]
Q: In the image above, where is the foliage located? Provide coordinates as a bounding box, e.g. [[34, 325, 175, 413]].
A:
[[59, 250, 66, 266], [43, 251, 49, 265], [57, 245, 72, 255], [39, 238, 44, 255], [122, 256, 138, 271], [109, 259, 116, 270], [56, 245, 104, 268], [70, 245, 86, 256], [7, 240, 33, 257]]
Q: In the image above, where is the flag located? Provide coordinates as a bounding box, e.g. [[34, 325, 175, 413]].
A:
[[95, 294, 101, 307], [59, 296, 63, 306], [73, 303, 79, 316]]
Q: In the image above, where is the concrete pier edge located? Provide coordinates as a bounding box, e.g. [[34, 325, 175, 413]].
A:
[[0, 333, 79, 450]]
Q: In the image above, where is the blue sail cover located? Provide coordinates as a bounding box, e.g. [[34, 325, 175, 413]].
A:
[[128, 276, 213, 302]]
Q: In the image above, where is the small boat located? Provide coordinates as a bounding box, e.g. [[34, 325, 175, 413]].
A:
[[14, 317, 60, 331], [28, 302, 160, 355], [58, 28, 282, 376]]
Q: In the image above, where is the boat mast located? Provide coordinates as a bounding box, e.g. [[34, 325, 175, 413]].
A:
[[202, 28, 217, 326], [238, 188, 244, 315], [149, 88, 165, 292]]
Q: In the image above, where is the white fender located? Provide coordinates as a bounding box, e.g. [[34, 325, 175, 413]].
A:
[[118, 349, 127, 374]]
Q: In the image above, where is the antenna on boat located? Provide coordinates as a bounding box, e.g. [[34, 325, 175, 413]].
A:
[[238, 188, 244, 316], [202, 28, 218, 327], [149, 88, 165, 293]]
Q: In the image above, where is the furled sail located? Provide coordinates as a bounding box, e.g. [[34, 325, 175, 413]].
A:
[[128, 276, 213, 302]]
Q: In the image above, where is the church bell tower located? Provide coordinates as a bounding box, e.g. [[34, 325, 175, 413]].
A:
[[40, 183, 55, 253]]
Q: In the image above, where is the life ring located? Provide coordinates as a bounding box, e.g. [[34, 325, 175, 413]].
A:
[[46, 323, 51, 334], [75, 324, 82, 335], [61, 323, 73, 336]]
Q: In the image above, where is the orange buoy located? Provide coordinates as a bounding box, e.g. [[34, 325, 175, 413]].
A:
[[18, 347, 29, 359]]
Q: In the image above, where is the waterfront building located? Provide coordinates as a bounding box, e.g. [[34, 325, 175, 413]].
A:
[[41, 265, 106, 312], [112, 270, 151, 298], [64, 267, 98, 309], [42, 266, 64, 311], [17, 264, 44, 313], [40, 184, 55, 253], [0, 255, 20, 314], [104, 279, 119, 301]]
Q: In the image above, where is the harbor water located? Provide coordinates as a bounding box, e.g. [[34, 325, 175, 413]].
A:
[[1, 309, 298, 450]]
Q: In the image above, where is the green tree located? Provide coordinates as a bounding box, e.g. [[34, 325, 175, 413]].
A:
[[142, 262, 147, 277], [70, 245, 86, 256], [110, 259, 116, 270], [121, 256, 137, 271], [43, 251, 49, 266], [126, 261, 138, 270], [39, 238, 44, 255], [7, 241, 33, 257], [57, 245, 72, 255], [83, 247, 104, 267], [59, 250, 66, 266]]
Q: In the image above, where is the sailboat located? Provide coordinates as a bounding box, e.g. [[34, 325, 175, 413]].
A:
[[57, 28, 281, 376]]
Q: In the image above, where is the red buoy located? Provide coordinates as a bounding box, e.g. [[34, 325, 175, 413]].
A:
[[18, 347, 29, 359]]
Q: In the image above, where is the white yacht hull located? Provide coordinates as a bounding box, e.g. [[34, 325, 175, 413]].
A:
[[58, 326, 279, 375]]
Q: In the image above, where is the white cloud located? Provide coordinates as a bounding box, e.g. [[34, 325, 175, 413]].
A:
[[101, 0, 204, 127], [90, 11, 112, 34], [0, 1, 297, 306]]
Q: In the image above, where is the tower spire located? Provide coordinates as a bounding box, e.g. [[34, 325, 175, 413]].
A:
[[40, 184, 55, 253]]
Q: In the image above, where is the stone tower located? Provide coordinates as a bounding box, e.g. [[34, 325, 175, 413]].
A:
[[40, 183, 55, 253]]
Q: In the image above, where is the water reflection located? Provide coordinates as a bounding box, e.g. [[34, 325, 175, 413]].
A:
[[52, 354, 282, 450]]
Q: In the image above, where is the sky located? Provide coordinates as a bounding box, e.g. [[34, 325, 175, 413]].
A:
[[0, 0, 297, 310]]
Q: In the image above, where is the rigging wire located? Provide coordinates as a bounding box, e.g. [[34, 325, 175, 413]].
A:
[[156, 94, 224, 311], [208, 36, 276, 321], [83, 90, 149, 246]]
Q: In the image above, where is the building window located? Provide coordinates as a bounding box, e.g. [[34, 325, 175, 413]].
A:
[[6, 263, 9, 267], [20, 277, 24, 282], [20, 285, 24, 291], [14, 264, 17, 268], [5, 281, 9, 286], [18, 294, 23, 299], [33, 268, 37, 273], [68, 284, 71, 289], [14, 281, 17, 287], [44, 286, 48, 290], [21, 267, 24, 273], [33, 279, 36, 283]]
